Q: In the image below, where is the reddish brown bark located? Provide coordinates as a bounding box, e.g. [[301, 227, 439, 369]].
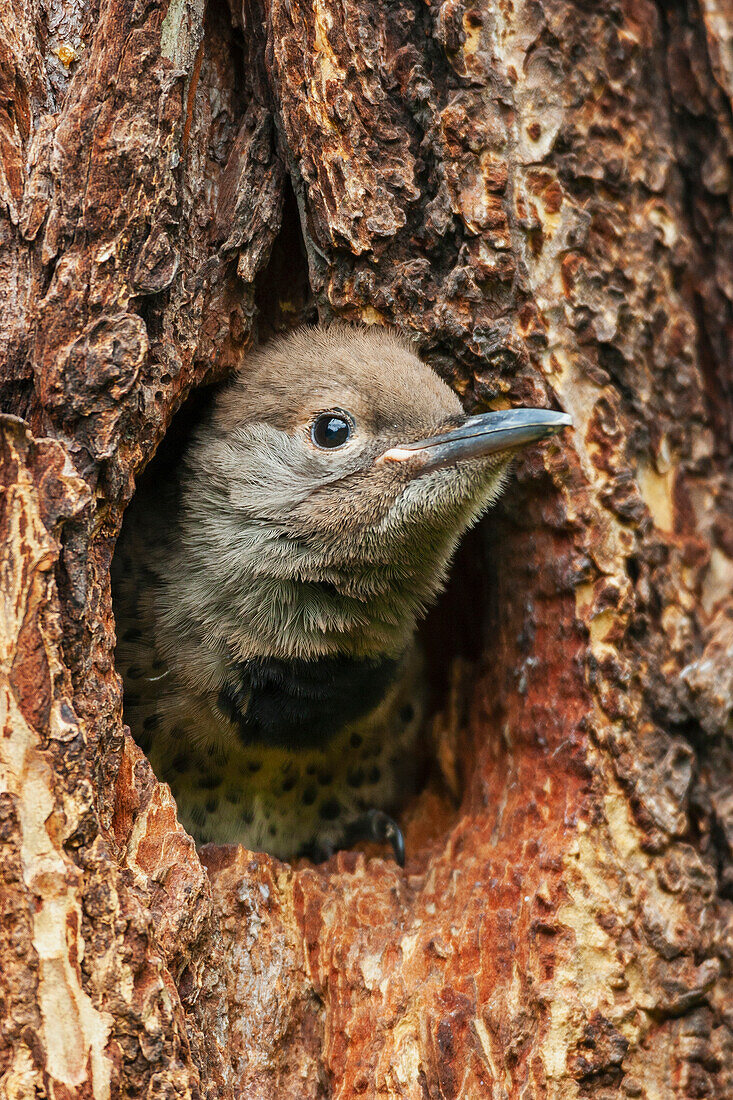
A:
[[1, 0, 732, 1097]]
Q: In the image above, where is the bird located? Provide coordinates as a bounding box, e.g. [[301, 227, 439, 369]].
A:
[[112, 324, 571, 864]]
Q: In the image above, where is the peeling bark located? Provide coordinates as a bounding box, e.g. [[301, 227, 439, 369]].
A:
[[1, 1, 732, 1097]]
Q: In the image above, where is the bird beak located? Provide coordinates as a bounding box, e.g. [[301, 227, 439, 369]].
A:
[[378, 408, 572, 473]]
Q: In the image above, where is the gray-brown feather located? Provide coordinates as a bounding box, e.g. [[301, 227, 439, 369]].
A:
[[114, 506, 425, 855]]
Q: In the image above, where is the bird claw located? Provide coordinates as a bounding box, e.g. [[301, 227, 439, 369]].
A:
[[346, 809, 406, 867]]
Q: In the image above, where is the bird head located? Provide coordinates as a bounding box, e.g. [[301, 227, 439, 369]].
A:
[[167, 325, 570, 667]]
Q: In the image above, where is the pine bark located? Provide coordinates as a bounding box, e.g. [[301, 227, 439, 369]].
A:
[[1, 1, 732, 1097]]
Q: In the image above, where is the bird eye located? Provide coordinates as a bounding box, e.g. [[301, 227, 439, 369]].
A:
[[311, 411, 353, 449]]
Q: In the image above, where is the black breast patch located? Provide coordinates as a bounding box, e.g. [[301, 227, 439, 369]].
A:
[[217, 653, 400, 749]]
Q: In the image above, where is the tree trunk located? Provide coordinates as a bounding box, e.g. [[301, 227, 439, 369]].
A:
[[1, 0, 732, 1096]]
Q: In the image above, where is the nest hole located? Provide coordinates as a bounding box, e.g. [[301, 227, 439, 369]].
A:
[[111, 182, 504, 868]]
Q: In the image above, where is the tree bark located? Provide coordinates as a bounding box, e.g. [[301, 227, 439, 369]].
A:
[[1, 0, 732, 1097]]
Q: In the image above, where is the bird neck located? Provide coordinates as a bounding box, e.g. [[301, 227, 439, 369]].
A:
[[161, 536, 436, 679]]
